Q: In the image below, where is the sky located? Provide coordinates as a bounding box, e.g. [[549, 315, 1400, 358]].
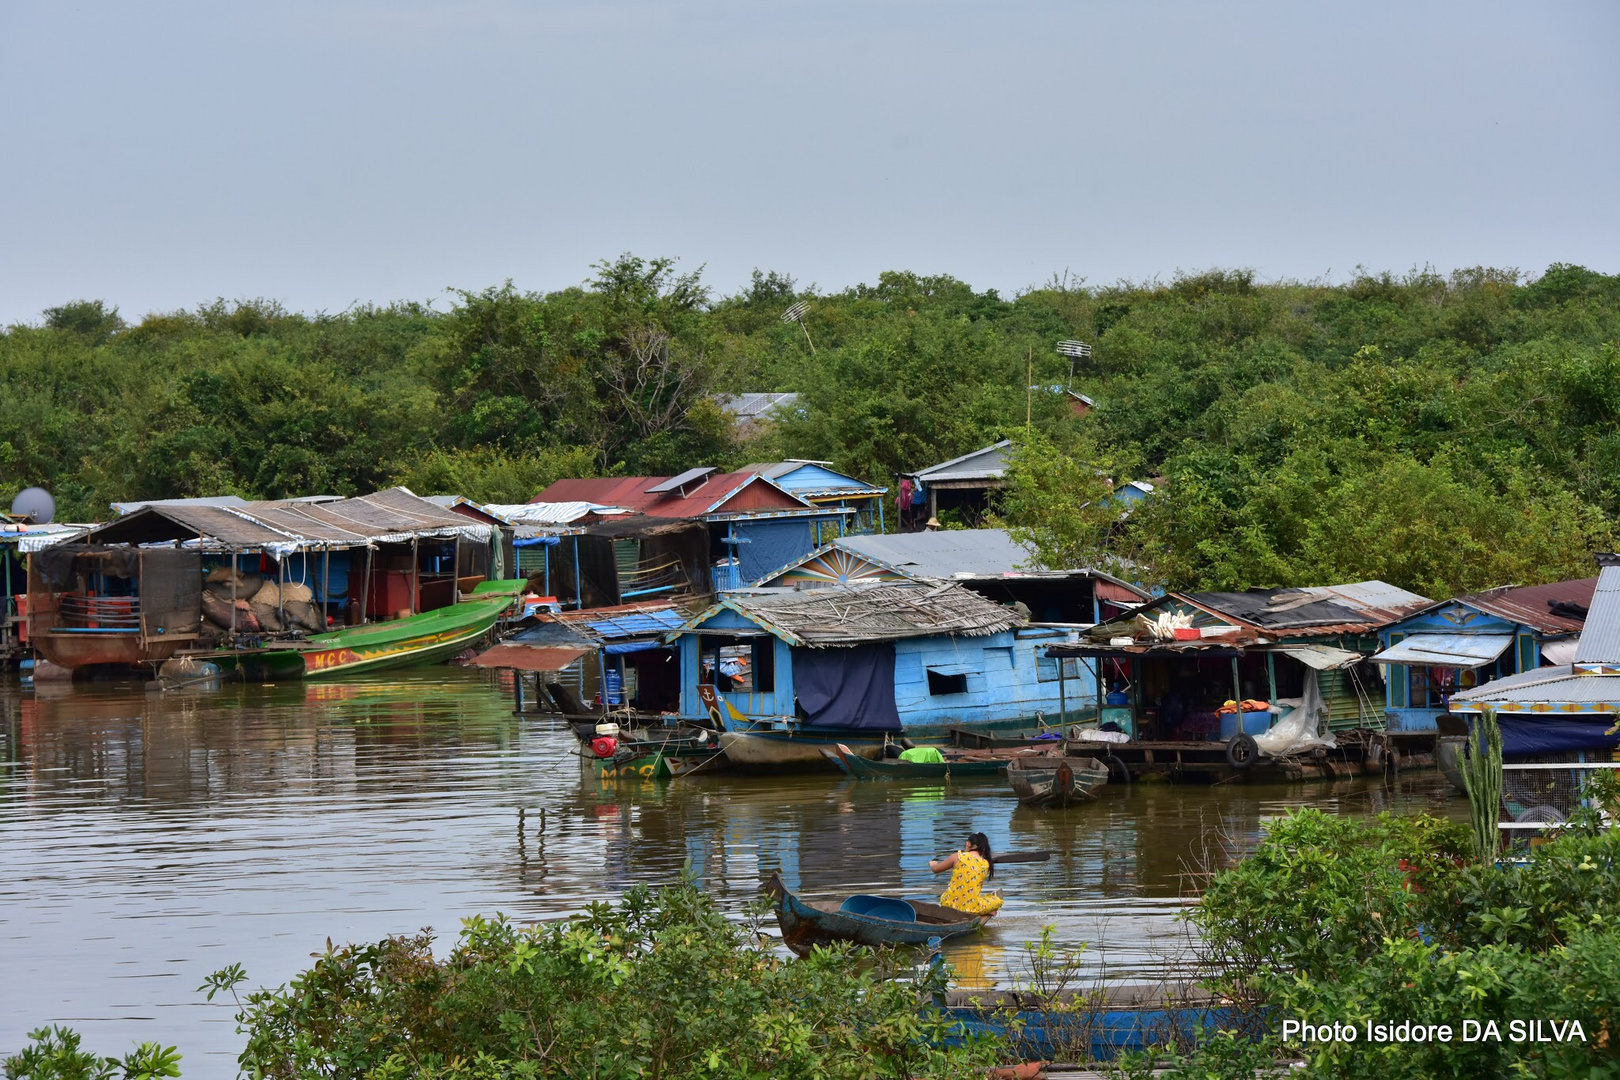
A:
[[1, 1, 1616, 325]]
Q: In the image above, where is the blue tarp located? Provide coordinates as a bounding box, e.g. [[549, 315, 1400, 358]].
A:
[[1484, 716, 1620, 756], [514, 536, 561, 548], [791, 644, 901, 730], [736, 519, 814, 585], [586, 610, 686, 638], [604, 640, 667, 655]]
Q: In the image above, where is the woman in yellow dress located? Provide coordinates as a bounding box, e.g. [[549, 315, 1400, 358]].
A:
[[929, 832, 1003, 916]]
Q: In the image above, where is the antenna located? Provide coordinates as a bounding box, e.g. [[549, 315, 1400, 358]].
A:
[[782, 301, 816, 354], [1056, 339, 1092, 388], [10, 487, 55, 524]]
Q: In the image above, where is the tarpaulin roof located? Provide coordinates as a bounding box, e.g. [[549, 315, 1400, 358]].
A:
[[827, 529, 1148, 596], [1178, 580, 1430, 637], [80, 488, 490, 554], [1370, 633, 1514, 668]]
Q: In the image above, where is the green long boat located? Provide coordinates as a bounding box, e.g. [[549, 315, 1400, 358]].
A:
[[208, 583, 518, 681]]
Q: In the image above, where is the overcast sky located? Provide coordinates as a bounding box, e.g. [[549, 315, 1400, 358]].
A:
[[2, 1, 1616, 325]]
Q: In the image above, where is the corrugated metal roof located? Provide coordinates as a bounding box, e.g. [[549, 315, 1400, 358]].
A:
[[1574, 564, 1620, 666], [1448, 578, 1597, 635], [485, 501, 630, 525], [83, 488, 487, 551], [718, 392, 799, 419], [1370, 633, 1514, 668], [837, 529, 1039, 578], [1449, 663, 1620, 713], [908, 441, 1012, 483], [534, 472, 818, 519], [742, 462, 886, 498], [1178, 580, 1430, 636]]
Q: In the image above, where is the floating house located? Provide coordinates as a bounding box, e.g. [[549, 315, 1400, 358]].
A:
[[470, 600, 691, 718], [1371, 578, 1595, 734], [1449, 560, 1620, 826], [28, 488, 496, 671], [532, 469, 851, 588], [670, 581, 1092, 751], [742, 461, 887, 536], [1047, 581, 1431, 742], [901, 440, 1011, 527], [755, 528, 1148, 624], [1, 521, 81, 664]]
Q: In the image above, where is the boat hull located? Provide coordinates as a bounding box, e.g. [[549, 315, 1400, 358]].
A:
[[31, 631, 187, 670], [208, 594, 512, 682], [822, 743, 1025, 781], [764, 872, 982, 955], [937, 985, 1240, 1061], [1007, 755, 1110, 807]]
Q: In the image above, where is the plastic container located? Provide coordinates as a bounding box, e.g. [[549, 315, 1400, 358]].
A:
[[1172, 627, 1201, 641], [595, 722, 621, 737], [1220, 710, 1273, 741]]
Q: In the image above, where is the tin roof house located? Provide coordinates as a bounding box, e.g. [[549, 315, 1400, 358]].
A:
[[1047, 581, 1431, 743], [1370, 577, 1596, 734], [531, 469, 851, 589], [1447, 560, 1620, 826], [755, 527, 1148, 624], [900, 440, 1011, 529], [669, 581, 1089, 767], [742, 461, 887, 535]]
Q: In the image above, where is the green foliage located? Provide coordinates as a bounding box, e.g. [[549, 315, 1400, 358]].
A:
[[1463, 708, 1504, 864], [202, 876, 1000, 1079], [4, 260, 1618, 595], [3, 1027, 180, 1080], [1180, 809, 1620, 1077], [995, 432, 1134, 574]]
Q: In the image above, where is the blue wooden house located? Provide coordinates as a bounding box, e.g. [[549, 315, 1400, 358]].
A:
[[1371, 578, 1595, 732], [743, 461, 888, 537], [670, 582, 1094, 749]]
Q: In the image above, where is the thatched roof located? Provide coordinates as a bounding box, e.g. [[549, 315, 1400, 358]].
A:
[[702, 581, 1025, 647]]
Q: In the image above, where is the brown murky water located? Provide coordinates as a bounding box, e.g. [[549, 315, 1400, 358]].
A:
[[0, 669, 1465, 1076]]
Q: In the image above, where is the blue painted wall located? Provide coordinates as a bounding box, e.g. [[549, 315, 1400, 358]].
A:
[[676, 617, 1098, 730], [1378, 604, 1546, 732]]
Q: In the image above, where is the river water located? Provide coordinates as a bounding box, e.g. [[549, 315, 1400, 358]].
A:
[[0, 669, 1464, 1076]]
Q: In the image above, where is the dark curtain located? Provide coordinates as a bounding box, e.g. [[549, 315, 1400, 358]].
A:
[[791, 643, 901, 730]]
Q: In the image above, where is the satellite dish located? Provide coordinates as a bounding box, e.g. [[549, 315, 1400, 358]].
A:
[[11, 487, 55, 524]]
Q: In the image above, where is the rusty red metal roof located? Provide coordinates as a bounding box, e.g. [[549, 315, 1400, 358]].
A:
[[533, 472, 812, 518], [1451, 577, 1597, 635]]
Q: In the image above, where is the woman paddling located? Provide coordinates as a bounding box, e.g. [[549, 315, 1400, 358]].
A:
[[929, 832, 1003, 916]]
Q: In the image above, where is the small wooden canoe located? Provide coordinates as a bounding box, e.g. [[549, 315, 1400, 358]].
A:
[[764, 872, 984, 955], [1006, 754, 1109, 807], [937, 983, 1239, 1061]]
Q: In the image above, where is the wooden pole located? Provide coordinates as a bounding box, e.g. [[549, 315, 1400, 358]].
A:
[[321, 547, 331, 629], [452, 533, 462, 604], [359, 546, 373, 624], [229, 549, 238, 639], [411, 536, 420, 616], [1057, 653, 1067, 728]]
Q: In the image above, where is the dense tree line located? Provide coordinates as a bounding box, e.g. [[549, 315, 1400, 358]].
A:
[[3, 257, 1617, 596]]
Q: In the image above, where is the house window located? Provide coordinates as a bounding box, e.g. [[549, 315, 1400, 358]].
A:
[[927, 667, 970, 695], [1035, 650, 1084, 682], [701, 635, 775, 693]]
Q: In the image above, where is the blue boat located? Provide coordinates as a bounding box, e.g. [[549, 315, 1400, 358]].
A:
[[763, 872, 984, 955], [935, 984, 1243, 1061]]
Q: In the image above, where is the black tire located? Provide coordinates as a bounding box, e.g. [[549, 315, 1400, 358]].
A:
[[1106, 753, 1132, 784], [1225, 733, 1258, 770]]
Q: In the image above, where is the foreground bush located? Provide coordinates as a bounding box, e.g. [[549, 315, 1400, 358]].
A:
[[197, 877, 999, 1079], [1164, 809, 1620, 1078]]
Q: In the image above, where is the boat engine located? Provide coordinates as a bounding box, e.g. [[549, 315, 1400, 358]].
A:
[[591, 736, 619, 758]]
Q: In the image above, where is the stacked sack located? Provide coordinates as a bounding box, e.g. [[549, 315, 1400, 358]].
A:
[[200, 568, 325, 637]]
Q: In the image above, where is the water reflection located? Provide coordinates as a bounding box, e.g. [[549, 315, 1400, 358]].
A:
[[0, 671, 1464, 1074]]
